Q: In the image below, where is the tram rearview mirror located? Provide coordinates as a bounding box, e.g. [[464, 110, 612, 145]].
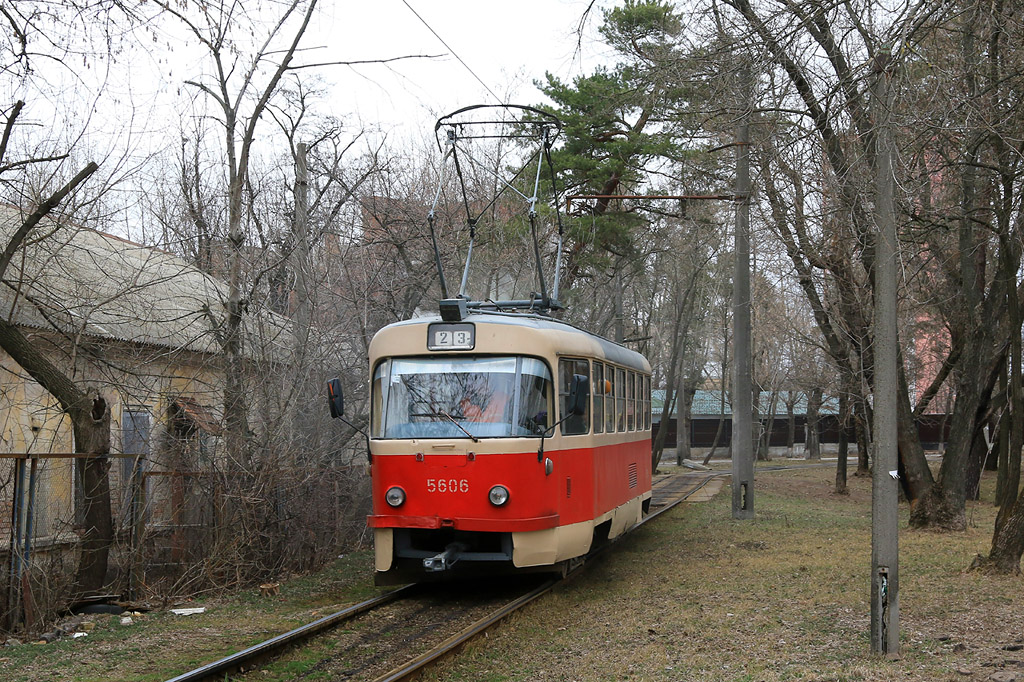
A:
[[327, 377, 344, 418], [568, 374, 589, 416]]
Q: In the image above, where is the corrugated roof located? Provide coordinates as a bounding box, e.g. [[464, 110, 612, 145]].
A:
[[0, 205, 291, 359], [652, 389, 839, 418]]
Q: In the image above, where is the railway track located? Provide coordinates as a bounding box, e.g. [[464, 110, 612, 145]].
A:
[[164, 470, 725, 682]]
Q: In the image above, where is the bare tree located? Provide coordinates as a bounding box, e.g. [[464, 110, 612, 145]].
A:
[[0, 1, 148, 598], [156, 0, 321, 462]]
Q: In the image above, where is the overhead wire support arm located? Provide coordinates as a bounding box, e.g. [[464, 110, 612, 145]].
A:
[[427, 146, 454, 300], [429, 104, 565, 313], [449, 130, 479, 299], [528, 128, 550, 305], [544, 139, 566, 304]]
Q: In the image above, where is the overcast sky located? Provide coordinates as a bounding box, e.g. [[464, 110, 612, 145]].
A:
[[304, 0, 612, 139], [24, 1, 617, 154], [9, 0, 618, 237]]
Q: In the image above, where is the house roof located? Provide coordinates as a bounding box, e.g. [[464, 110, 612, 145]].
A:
[[0, 204, 291, 359], [652, 389, 839, 419]]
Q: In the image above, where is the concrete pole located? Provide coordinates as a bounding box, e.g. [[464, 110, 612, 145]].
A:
[[732, 65, 754, 520], [291, 142, 312, 460], [293, 142, 311, 347], [871, 49, 900, 656]]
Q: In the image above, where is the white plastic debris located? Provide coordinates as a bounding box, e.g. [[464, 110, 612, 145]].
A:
[[680, 459, 712, 471], [120, 617, 133, 625], [71, 632, 88, 639], [170, 607, 206, 616]]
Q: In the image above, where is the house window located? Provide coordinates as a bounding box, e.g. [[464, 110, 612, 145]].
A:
[[168, 397, 222, 467], [121, 409, 151, 481]]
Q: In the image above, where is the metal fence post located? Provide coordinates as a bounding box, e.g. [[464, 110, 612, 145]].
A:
[[129, 458, 146, 600], [21, 456, 38, 629], [5, 456, 25, 629]]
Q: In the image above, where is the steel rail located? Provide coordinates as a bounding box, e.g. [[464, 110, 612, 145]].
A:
[[642, 471, 726, 524], [163, 584, 418, 682], [165, 470, 732, 682], [369, 472, 722, 682], [371, 577, 560, 682]]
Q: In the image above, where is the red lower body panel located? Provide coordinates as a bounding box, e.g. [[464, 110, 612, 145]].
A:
[[367, 438, 651, 532]]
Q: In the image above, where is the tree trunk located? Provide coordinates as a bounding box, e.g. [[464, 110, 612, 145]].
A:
[[835, 389, 849, 494], [701, 327, 729, 466], [855, 397, 871, 475], [73, 397, 112, 596], [702, 411, 726, 466], [979, 491, 1024, 574], [651, 385, 675, 473], [910, 17, 991, 530], [897, 363, 934, 502], [966, 415, 994, 502], [676, 378, 696, 465], [805, 387, 821, 460], [786, 395, 797, 457], [0, 319, 113, 595]]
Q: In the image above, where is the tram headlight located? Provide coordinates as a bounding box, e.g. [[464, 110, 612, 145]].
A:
[[488, 485, 510, 507], [385, 486, 406, 508]]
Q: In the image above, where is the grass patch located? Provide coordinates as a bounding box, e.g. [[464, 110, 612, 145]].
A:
[[4, 467, 1020, 681], [430, 466, 1023, 682], [0, 549, 380, 682]]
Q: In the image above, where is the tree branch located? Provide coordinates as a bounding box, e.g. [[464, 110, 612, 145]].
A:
[[0, 161, 99, 281]]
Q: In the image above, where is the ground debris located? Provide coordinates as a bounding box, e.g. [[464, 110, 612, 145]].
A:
[[988, 672, 1020, 682]]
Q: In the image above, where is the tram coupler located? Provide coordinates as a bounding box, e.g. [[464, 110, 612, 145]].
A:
[[423, 542, 468, 572]]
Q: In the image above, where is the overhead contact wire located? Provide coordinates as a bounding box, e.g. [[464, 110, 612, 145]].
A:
[[401, 0, 505, 106]]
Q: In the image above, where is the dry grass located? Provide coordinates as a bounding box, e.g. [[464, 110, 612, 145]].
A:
[[0, 551, 381, 682], [3, 465, 1020, 681], [430, 465, 1024, 682]]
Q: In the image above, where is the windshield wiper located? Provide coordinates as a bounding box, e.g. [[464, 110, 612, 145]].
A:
[[434, 410, 480, 442]]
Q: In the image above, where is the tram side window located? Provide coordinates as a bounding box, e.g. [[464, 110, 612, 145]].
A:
[[604, 368, 612, 431], [371, 360, 387, 438], [592, 362, 605, 434], [517, 358, 553, 436], [559, 358, 590, 435], [616, 367, 626, 432], [627, 371, 636, 430], [643, 375, 651, 430], [635, 373, 643, 430]]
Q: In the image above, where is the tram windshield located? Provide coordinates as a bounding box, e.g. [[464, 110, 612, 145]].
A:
[[372, 356, 553, 439]]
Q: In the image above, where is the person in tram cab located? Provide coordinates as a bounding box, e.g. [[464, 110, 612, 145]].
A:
[[459, 383, 511, 423]]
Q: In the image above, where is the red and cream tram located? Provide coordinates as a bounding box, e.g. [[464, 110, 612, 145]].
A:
[[335, 302, 652, 584]]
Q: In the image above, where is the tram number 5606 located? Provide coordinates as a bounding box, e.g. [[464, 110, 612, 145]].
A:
[[427, 478, 469, 494]]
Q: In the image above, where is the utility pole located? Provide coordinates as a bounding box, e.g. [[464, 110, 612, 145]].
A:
[[732, 64, 754, 520], [291, 142, 312, 460], [871, 47, 900, 656]]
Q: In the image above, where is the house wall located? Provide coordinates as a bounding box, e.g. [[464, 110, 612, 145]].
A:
[[0, 330, 227, 547]]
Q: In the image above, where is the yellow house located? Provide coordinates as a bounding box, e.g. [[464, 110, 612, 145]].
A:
[[0, 203, 290, 550]]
